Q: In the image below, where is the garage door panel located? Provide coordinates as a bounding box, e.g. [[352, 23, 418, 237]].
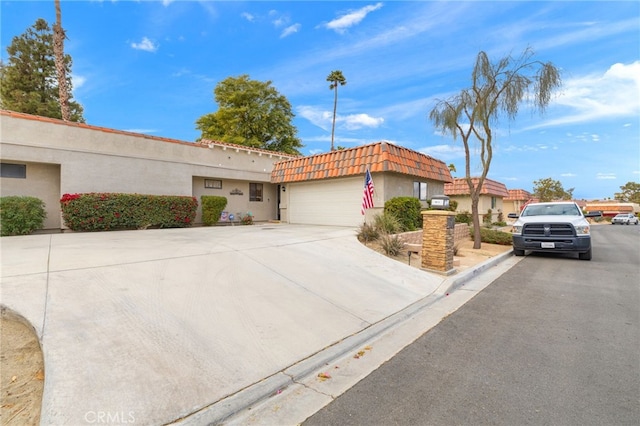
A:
[[289, 178, 363, 226]]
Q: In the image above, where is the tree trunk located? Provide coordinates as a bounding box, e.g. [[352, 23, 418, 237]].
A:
[[471, 193, 482, 249], [53, 0, 70, 121], [330, 86, 338, 151]]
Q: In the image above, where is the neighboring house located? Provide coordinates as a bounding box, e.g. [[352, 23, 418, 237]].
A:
[[0, 110, 296, 230], [271, 142, 453, 226], [0, 110, 453, 231], [503, 189, 536, 216], [584, 200, 640, 217], [444, 177, 509, 222]]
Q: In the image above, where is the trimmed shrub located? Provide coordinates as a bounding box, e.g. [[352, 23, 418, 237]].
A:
[[201, 195, 227, 226], [384, 196, 422, 231], [470, 227, 513, 245], [455, 211, 472, 224], [60, 193, 197, 231], [0, 196, 47, 236], [448, 199, 458, 212]]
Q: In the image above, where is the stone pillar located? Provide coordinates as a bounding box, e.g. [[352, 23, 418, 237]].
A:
[[421, 210, 456, 275]]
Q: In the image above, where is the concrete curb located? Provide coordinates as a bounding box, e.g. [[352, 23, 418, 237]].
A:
[[171, 249, 515, 425]]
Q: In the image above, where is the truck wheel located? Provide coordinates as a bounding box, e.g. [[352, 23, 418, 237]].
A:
[[513, 249, 525, 256], [579, 248, 592, 261]]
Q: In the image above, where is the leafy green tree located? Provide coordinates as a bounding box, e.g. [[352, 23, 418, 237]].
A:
[[614, 181, 640, 204], [327, 70, 346, 152], [0, 18, 84, 122], [196, 75, 303, 155], [532, 177, 574, 202], [429, 48, 561, 249]]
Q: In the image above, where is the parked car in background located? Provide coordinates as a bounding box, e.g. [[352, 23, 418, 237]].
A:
[[508, 201, 601, 261], [611, 213, 639, 225]]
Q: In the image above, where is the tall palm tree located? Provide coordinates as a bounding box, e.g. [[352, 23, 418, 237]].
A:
[[326, 70, 346, 151], [53, 0, 70, 121]]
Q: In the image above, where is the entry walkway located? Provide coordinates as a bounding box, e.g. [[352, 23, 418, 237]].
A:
[[0, 224, 512, 425]]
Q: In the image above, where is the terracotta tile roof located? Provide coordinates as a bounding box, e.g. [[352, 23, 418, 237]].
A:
[[444, 177, 509, 197], [0, 109, 297, 158], [270, 142, 453, 184], [504, 189, 532, 201]]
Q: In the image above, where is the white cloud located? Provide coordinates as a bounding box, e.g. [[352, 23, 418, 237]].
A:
[[532, 61, 640, 128], [418, 144, 466, 161], [561, 173, 577, 177], [131, 37, 158, 52], [241, 12, 255, 22], [342, 113, 384, 130], [322, 2, 383, 34], [596, 173, 616, 180], [297, 106, 383, 130], [281, 24, 301, 38], [72, 74, 86, 89]]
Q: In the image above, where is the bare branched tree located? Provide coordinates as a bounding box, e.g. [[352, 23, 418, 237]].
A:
[[429, 48, 562, 249]]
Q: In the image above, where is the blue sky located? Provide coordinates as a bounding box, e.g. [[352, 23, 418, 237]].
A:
[[1, 1, 638, 200]]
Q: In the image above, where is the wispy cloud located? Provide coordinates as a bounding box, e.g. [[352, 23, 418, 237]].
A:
[[321, 2, 384, 34], [241, 12, 255, 22], [530, 61, 640, 129], [418, 144, 466, 161], [281, 24, 301, 38], [297, 106, 383, 131], [596, 173, 616, 180], [131, 37, 158, 52]]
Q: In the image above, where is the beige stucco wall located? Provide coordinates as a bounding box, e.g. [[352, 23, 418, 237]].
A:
[[450, 195, 505, 222], [0, 113, 292, 229], [0, 161, 61, 229]]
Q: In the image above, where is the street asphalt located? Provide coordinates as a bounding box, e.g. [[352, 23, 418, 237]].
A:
[[0, 223, 518, 425]]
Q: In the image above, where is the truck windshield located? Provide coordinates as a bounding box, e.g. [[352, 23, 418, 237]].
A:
[[522, 204, 580, 216]]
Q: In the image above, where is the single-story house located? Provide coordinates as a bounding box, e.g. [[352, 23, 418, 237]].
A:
[[584, 200, 640, 217], [271, 142, 453, 226], [1, 110, 453, 230], [444, 177, 509, 222], [0, 110, 296, 230], [503, 189, 536, 216]]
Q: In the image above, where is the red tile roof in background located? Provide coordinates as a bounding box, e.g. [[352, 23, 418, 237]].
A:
[[504, 189, 532, 201], [270, 142, 453, 184], [444, 177, 509, 197]]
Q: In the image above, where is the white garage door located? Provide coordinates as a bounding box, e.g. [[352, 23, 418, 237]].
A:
[[289, 177, 364, 226]]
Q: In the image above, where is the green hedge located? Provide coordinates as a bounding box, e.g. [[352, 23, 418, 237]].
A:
[[60, 193, 197, 231], [0, 196, 47, 236], [201, 195, 227, 226], [384, 196, 422, 231], [470, 226, 513, 245]]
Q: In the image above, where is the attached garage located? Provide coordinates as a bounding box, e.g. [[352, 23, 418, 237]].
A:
[[288, 177, 363, 226], [272, 141, 453, 227]]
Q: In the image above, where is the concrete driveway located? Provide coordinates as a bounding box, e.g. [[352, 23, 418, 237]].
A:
[[0, 224, 462, 425]]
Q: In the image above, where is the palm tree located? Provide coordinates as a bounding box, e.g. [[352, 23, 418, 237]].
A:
[[53, 0, 70, 121], [326, 70, 346, 151]]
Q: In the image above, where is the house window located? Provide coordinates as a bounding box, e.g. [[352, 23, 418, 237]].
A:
[[413, 181, 428, 201], [204, 179, 222, 189], [491, 197, 497, 209], [250, 183, 263, 202], [0, 163, 26, 178]]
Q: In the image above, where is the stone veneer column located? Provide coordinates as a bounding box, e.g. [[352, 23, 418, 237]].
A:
[[421, 210, 456, 275]]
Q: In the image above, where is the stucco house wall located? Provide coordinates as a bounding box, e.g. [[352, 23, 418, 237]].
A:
[[0, 111, 294, 230]]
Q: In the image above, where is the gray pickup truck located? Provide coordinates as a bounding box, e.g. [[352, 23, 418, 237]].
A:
[[508, 201, 601, 261]]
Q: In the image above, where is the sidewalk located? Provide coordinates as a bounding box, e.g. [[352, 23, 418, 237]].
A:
[[0, 224, 516, 425]]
